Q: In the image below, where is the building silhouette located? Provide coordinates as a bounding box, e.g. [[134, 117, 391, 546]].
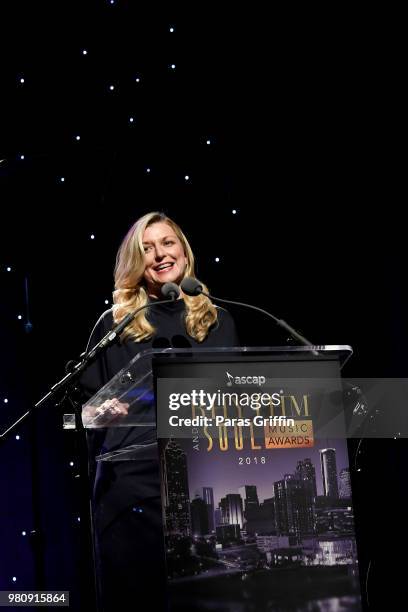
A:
[[320, 448, 339, 498], [296, 458, 317, 499], [161, 439, 191, 536], [339, 468, 351, 498], [219, 493, 244, 528], [202, 487, 215, 532], [191, 496, 209, 536], [274, 474, 314, 537]]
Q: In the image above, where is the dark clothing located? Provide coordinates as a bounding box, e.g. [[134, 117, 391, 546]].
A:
[[80, 299, 239, 400], [79, 299, 239, 612]]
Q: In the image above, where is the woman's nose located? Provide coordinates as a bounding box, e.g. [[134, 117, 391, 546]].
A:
[[154, 244, 166, 259]]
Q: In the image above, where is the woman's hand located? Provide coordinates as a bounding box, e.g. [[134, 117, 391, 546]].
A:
[[82, 398, 130, 427]]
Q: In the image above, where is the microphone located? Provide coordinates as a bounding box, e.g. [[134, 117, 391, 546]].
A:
[[161, 282, 180, 300], [180, 276, 315, 348], [180, 277, 203, 296]]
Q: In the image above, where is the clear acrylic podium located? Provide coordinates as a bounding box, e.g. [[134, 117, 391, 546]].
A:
[[82, 345, 363, 612]]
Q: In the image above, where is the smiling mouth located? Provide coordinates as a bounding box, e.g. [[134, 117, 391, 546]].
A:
[[154, 263, 175, 273]]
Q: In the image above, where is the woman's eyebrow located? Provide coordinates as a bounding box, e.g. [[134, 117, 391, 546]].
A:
[[143, 235, 176, 245]]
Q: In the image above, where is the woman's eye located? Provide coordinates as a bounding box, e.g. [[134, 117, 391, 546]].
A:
[[164, 240, 174, 246]]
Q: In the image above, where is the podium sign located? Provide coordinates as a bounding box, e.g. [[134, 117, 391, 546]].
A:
[[154, 346, 362, 611], [83, 346, 362, 611]]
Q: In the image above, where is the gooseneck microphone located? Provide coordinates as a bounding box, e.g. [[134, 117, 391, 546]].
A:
[[180, 277, 314, 347], [160, 282, 180, 299], [84, 282, 180, 361]]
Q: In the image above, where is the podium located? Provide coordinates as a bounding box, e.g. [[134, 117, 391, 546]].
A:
[[82, 346, 363, 611]]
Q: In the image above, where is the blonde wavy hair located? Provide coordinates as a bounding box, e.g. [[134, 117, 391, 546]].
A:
[[112, 212, 218, 343]]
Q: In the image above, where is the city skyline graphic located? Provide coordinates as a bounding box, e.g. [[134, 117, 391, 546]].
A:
[[183, 439, 350, 506]]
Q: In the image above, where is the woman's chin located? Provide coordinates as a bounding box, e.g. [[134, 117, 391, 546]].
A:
[[157, 274, 182, 285]]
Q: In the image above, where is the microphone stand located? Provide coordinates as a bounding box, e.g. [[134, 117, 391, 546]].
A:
[[197, 289, 318, 350], [0, 294, 177, 441]]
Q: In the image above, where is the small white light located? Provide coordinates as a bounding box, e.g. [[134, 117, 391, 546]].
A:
[[82, 49, 88, 55], [135, 78, 140, 83], [146, 168, 151, 173], [109, 85, 115, 91], [6, 267, 12, 272], [170, 64, 176, 70], [232, 209, 237, 214], [22, 531, 27, 536], [110, 0, 115, 4], [105, 299, 109, 305], [69, 461, 74, 467], [17, 315, 22, 320], [75, 135, 81, 141], [12, 577, 17, 582], [215, 257, 220, 263], [129, 117, 134, 123], [4, 398, 8, 403], [206, 139, 211, 145], [15, 435, 20, 441], [90, 234, 95, 240], [20, 154, 25, 160], [184, 175, 190, 181], [20, 77, 24, 84], [60, 177, 65, 182], [77, 517, 81, 522], [169, 27, 174, 33]]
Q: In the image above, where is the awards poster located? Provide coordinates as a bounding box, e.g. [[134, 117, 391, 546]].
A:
[[157, 370, 363, 611]]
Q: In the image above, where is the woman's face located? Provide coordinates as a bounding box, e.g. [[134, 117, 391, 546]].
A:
[[142, 221, 188, 297]]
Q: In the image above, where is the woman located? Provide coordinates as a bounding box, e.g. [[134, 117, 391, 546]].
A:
[[81, 212, 239, 399], [79, 211, 239, 611]]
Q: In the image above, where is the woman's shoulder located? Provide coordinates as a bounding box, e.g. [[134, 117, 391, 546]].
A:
[[214, 304, 234, 320], [211, 305, 240, 346]]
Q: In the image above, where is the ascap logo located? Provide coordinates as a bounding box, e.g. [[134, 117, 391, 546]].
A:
[[226, 371, 266, 387]]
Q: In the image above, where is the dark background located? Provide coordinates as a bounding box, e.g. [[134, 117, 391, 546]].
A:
[[0, 2, 405, 610]]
